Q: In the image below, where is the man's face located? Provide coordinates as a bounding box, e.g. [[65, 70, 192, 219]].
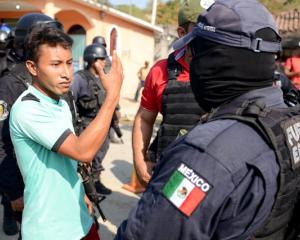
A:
[[177, 22, 196, 64], [186, 23, 196, 65], [26, 43, 73, 99], [177, 22, 195, 38]]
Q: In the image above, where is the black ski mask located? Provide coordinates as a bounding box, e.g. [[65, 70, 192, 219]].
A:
[[189, 28, 278, 112]]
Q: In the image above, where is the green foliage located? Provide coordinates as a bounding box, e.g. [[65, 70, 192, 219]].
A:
[[94, 0, 179, 25], [95, 0, 300, 26], [95, 0, 113, 7], [259, 0, 300, 14], [156, 0, 180, 25], [115, 4, 150, 21], [154, 0, 300, 25]]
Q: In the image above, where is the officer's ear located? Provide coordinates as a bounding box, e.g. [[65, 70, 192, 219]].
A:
[[25, 60, 38, 77], [177, 26, 186, 38]]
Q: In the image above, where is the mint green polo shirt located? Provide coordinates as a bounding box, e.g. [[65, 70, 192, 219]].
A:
[[9, 86, 93, 240]]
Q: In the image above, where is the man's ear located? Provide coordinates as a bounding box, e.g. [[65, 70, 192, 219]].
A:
[[25, 60, 38, 76], [177, 26, 186, 38]]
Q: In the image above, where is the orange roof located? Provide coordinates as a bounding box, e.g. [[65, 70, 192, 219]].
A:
[[275, 9, 300, 35]]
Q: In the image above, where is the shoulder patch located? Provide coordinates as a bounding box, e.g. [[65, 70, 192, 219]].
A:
[[0, 100, 9, 121], [21, 93, 40, 102], [162, 162, 212, 217]]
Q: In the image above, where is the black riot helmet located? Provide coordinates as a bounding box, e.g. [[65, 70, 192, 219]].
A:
[[92, 36, 107, 48], [0, 23, 11, 52], [83, 43, 108, 65], [14, 13, 63, 52]]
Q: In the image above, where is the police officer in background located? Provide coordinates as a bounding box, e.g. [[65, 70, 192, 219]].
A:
[[0, 23, 12, 77], [92, 35, 122, 144], [274, 69, 300, 107], [0, 13, 64, 240], [92, 36, 106, 46], [116, 0, 300, 239], [0, 28, 15, 232], [0, 24, 18, 237], [72, 43, 112, 195], [273, 52, 300, 107], [92, 35, 111, 74]]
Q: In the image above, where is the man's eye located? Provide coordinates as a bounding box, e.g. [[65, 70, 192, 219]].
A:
[[51, 63, 59, 66]]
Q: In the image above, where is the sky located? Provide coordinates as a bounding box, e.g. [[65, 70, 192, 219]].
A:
[[110, 0, 166, 9]]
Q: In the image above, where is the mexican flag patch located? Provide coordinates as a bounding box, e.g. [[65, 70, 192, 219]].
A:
[[162, 163, 212, 217]]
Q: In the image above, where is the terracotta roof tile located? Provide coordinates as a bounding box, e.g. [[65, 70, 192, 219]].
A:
[[275, 9, 300, 34]]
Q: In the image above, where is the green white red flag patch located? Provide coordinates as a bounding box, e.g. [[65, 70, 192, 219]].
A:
[[162, 163, 212, 216]]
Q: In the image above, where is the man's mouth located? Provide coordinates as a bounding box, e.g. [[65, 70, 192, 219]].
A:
[[60, 82, 71, 87]]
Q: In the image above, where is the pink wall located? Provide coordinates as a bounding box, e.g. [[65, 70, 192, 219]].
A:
[[55, 10, 92, 33]]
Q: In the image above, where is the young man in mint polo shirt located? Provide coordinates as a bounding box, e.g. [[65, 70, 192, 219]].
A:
[[9, 26, 123, 240]]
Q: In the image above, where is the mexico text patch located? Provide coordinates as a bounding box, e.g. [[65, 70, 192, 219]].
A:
[[162, 162, 212, 217]]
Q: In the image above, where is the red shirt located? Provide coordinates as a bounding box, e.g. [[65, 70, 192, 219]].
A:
[[285, 56, 300, 90], [141, 51, 190, 113]]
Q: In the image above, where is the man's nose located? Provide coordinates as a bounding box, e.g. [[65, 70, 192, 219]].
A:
[[61, 64, 72, 79]]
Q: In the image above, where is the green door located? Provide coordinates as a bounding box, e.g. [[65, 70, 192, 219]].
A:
[[69, 34, 86, 72]]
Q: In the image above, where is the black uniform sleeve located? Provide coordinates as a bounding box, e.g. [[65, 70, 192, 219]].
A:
[[0, 75, 26, 200]]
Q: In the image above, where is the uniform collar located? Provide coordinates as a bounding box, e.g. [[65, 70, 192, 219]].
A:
[[28, 85, 63, 106], [232, 86, 285, 108], [201, 87, 286, 123]]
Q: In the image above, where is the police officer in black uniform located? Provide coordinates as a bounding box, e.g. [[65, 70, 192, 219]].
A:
[[92, 35, 112, 75], [0, 23, 12, 77], [72, 43, 112, 195], [92, 35, 122, 144], [0, 22, 20, 238], [274, 70, 300, 107], [92, 36, 106, 46], [115, 0, 300, 239], [0, 13, 64, 240]]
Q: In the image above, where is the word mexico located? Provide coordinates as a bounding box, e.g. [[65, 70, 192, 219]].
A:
[[177, 163, 211, 192], [163, 163, 212, 216]]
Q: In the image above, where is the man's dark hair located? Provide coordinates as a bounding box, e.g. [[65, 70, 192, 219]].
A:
[[25, 26, 73, 62]]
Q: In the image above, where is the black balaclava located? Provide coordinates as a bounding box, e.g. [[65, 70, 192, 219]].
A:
[[189, 28, 278, 112]]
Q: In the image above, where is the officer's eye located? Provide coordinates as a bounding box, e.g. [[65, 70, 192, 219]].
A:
[[51, 63, 60, 67]]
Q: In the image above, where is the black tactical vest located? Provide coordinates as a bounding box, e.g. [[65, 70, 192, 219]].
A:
[[206, 100, 300, 240], [0, 49, 19, 78], [0, 54, 7, 77], [155, 53, 205, 160], [76, 70, 105, 122]]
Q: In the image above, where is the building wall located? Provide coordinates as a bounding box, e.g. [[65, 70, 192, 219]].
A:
[[97, 14, 154, 99], [0, 0, 158, 99]]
